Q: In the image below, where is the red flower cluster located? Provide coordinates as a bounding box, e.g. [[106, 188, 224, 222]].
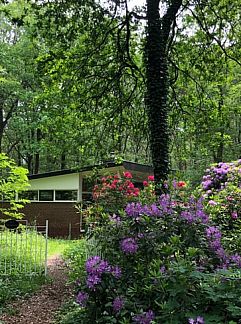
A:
[[177, 181, 187, 188], [93, 172, 140, 200], [143, 175, 154, 187]]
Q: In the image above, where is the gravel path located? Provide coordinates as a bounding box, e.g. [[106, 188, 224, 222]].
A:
[[0, 255, 72, 324]]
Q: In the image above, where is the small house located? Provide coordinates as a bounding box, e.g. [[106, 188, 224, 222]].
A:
[[22, 161, 153, 238]]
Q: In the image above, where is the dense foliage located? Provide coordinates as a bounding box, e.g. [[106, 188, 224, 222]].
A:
[[62, 171, 241, 324], [0, 153, 29, 218], [0, 0, 241, 184], [201, 159, 241, 254]]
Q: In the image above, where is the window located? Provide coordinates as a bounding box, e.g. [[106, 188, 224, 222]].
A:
[[39, 190, 54, 201], [19, 190, 39, 201], [55, 190, 77, 201]]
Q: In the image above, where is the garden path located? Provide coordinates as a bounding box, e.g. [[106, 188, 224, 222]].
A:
[[0, 255, 72, 324]]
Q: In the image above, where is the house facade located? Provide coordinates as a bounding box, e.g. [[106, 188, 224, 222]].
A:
[[22, 161, 153, 238]]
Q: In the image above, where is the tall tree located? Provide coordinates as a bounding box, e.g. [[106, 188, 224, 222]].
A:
[[145, 0, 182, 186]]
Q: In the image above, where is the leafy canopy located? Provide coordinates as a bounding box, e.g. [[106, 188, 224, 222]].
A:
[[0, 153, 29, 219]]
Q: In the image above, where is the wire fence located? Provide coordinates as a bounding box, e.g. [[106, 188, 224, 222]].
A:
[[85, 236, 102, 259], [0, 220, 48, 276]]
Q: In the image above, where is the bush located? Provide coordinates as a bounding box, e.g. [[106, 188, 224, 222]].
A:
[[0, 153, 29, 219], [201, 159, 241, 253], [63, 239, 87, 284], [61, 173, 241, 324]]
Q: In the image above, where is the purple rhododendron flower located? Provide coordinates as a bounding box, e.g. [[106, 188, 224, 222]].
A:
[[112, 296, 125, 313], [231, 211, 238, 219], [111, 265, 122, 278], [208, 200, 217, 206], [120, 237, 138, 254], [125, 202, 143, 218], [160, 266, 166, 273], [76, 291, 88, 307], [125, 202, 162, 218], [85, 256, 110, 275], [158, 194, 173, 215], [188, 316, 205, 324], [86, 273, 101, 290], [109, 213, 121, 225], [85, 256, 122, 290], [206, 226, 222, 240], [230, 253, 241, 267], [133, 310, 155, 324], [180, 197, 209, 224]]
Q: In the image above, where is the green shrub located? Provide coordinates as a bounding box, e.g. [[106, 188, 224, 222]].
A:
[[63, 239, 87, 283], [0, 153, 29, 219], [62, 173, 241, 324], [201, 160, 241, 253]]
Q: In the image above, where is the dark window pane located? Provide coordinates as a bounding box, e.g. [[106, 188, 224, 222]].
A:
[[39, 190, 53, 201], [55, 190, 77, 201], [20, 190, 39, 201]]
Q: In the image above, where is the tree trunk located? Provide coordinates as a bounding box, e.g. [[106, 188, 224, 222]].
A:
[[145, 0, 182, 189], [34, 128, 42, 174], [0, 106, 4, 153], [61, 153, 66, 170]]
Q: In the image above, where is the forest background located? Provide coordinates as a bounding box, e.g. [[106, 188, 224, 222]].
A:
[[1, 0, 241, 185]]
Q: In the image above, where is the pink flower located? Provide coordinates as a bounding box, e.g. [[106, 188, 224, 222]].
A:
[[128, 182, 135, 189], [148, 175, 154, 181], [123, 171, 133, 178], [133, 188, 140, 196], [143, 180, 148, 187], [231, 211, 238, 219]]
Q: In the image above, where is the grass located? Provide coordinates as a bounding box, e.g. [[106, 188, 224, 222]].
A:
[[48, 239, 75, 257], [0, 230, 46, 276], [0, 235, 77, 313]]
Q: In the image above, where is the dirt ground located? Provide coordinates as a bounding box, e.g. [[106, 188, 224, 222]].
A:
[[0, 255, 73, 324]]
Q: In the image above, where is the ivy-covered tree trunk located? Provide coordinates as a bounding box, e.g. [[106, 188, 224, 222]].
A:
[[0, 106, 4, 153], [145, 0, 182, 187]]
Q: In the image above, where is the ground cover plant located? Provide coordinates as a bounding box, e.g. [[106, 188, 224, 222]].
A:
[[63, 171, 241, 324], [0, 274, 46, 315]]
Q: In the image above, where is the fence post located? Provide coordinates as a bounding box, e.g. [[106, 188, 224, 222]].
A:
[[44, 220, 48, 276]]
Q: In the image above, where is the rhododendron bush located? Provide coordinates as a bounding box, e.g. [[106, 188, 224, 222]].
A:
[[201, 159, 241, 253], [65, 172, 241, 324]]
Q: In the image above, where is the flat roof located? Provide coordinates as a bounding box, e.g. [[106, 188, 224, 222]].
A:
[[28, 160, 153, 180]]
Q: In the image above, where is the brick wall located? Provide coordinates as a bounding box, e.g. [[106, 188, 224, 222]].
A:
[[1, 202, 81, 238]]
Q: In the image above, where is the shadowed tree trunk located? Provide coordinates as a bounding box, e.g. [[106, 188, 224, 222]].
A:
[[145, 0, 182, 189], [34, 128, 42, 174]]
